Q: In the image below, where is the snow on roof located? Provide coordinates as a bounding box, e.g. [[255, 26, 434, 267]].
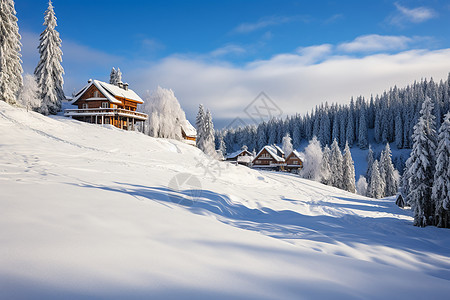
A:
[[273, 145, 284, 156], [99, 81, 143, 104], [71, 80, 144, 105], [288, 150, 304, 160], [181, 119, 196, 137], [255, 145, 284, 162], [226, 149, 252, 159]]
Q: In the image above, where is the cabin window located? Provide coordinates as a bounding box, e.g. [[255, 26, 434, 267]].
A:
[[94, 91, 99, 98], [82, 103, 88, 109], [101, 102, 109, 108]]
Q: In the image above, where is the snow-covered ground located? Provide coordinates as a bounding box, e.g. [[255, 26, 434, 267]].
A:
[[1, 101, 450, 299]]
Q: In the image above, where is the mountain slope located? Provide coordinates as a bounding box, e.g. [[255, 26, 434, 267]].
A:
[[1, 101, 450, 299]]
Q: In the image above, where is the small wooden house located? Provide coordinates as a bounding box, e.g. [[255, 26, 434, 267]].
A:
[[252, 145, 285, 170], [284, 150, 303, 173], [64, 79, 148, 130], [180, 119, 197, 145], [226, 149, 254, 166]]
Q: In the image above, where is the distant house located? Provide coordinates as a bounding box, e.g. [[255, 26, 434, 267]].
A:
[[180, 119, 197, 145], [226, 149, 254, 166], [252, 145, 285, 170], [65, 79, 148, 130], [284, 150, 303, 173]]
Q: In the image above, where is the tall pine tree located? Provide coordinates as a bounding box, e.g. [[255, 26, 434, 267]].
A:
[[320, 145, 331, 185], [380, 143, 398, 197], [195, 104, 206, 150], [368, 160, 385, 199], [358, 103, 368, 149], [330, 139, 343, 188], [0, 0, 23, 104], [35, 0, 64, 115], [342, 142, 356, 193], [405, 97, 437, 227], [433, 112, 450, 228]]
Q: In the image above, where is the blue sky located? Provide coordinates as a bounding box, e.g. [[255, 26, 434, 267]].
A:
[[16, 0, 450, 127]]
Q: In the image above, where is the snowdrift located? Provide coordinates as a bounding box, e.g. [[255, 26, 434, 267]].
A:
[[1, 101, 450, 299]]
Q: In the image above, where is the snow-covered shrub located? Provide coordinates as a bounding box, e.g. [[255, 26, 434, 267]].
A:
[[300, 136, 322, 181], [141, 86, 188, 140], [18, 74, 41, 111], [356, 176, 368, 196]]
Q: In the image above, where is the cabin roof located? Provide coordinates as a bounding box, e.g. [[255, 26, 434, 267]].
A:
[[180, 119, 196, 137], [286, 150, 304, 161], [226, 149, 253, 160], [255, 145, 284, 162], [72, 80, 144, 105]]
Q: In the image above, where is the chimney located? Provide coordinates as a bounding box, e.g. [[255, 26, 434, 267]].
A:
[[117, 81, 123, 89], [123, 83, 129, 91], [88, 79, 92, 83]]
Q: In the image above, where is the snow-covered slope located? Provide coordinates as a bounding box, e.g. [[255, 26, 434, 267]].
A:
[[1, 101, 450, 299]]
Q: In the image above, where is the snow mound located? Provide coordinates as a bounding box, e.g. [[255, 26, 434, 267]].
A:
[[1, 101, 450, 299]]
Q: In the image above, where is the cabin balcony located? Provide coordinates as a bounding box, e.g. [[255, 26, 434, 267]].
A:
[[64, 108, 148, 121]]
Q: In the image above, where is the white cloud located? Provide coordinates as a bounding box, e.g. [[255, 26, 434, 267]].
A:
[[128, 47, 450, 126], [233, 15, 304, 34], [337, 34, 413, 53], [390, 2, 437, 25], [324, 14, 344, 24], [210, 44, 246, 57]]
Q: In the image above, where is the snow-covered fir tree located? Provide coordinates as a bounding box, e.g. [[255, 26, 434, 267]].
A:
[[202, 110, 217, 157], [196, 104, 205, 150], [379, 143, 399, 197], [366, 145, 375, 184], [356, 176, 368, 196], [405, 97, 437, 227], [300, 136, 322, 181], [329, 139, 343, 188], [34, 0, 64, 115], [433, 112, 450, 228], [342, 142, 356, 193], [0, 0, 23, 104], [339, 111, 347, 148], [320, 145, 332, 185], [346, 109, 355, 147], [358, 103, 368, 149], [218, 135, 226, 158], [332, 113, 340, 146], [282, 133, 293, 156], [17, 74, 40, 111], [292, 122, 302, 149], [368, 160, 385, 199], [395, 113, 403, 149], [141, 86, 188, 139], [256, 122, 267, 150]]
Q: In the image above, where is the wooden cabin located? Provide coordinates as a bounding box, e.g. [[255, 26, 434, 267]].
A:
[[64, 79, 148, 130], [180, 119, 197, 145], [252, 145, 285, 170], [284, 150, 303, 173], [226, 149, 254, 166]]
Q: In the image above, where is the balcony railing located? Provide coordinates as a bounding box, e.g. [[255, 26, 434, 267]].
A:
[[64, 108, 148, 120]]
